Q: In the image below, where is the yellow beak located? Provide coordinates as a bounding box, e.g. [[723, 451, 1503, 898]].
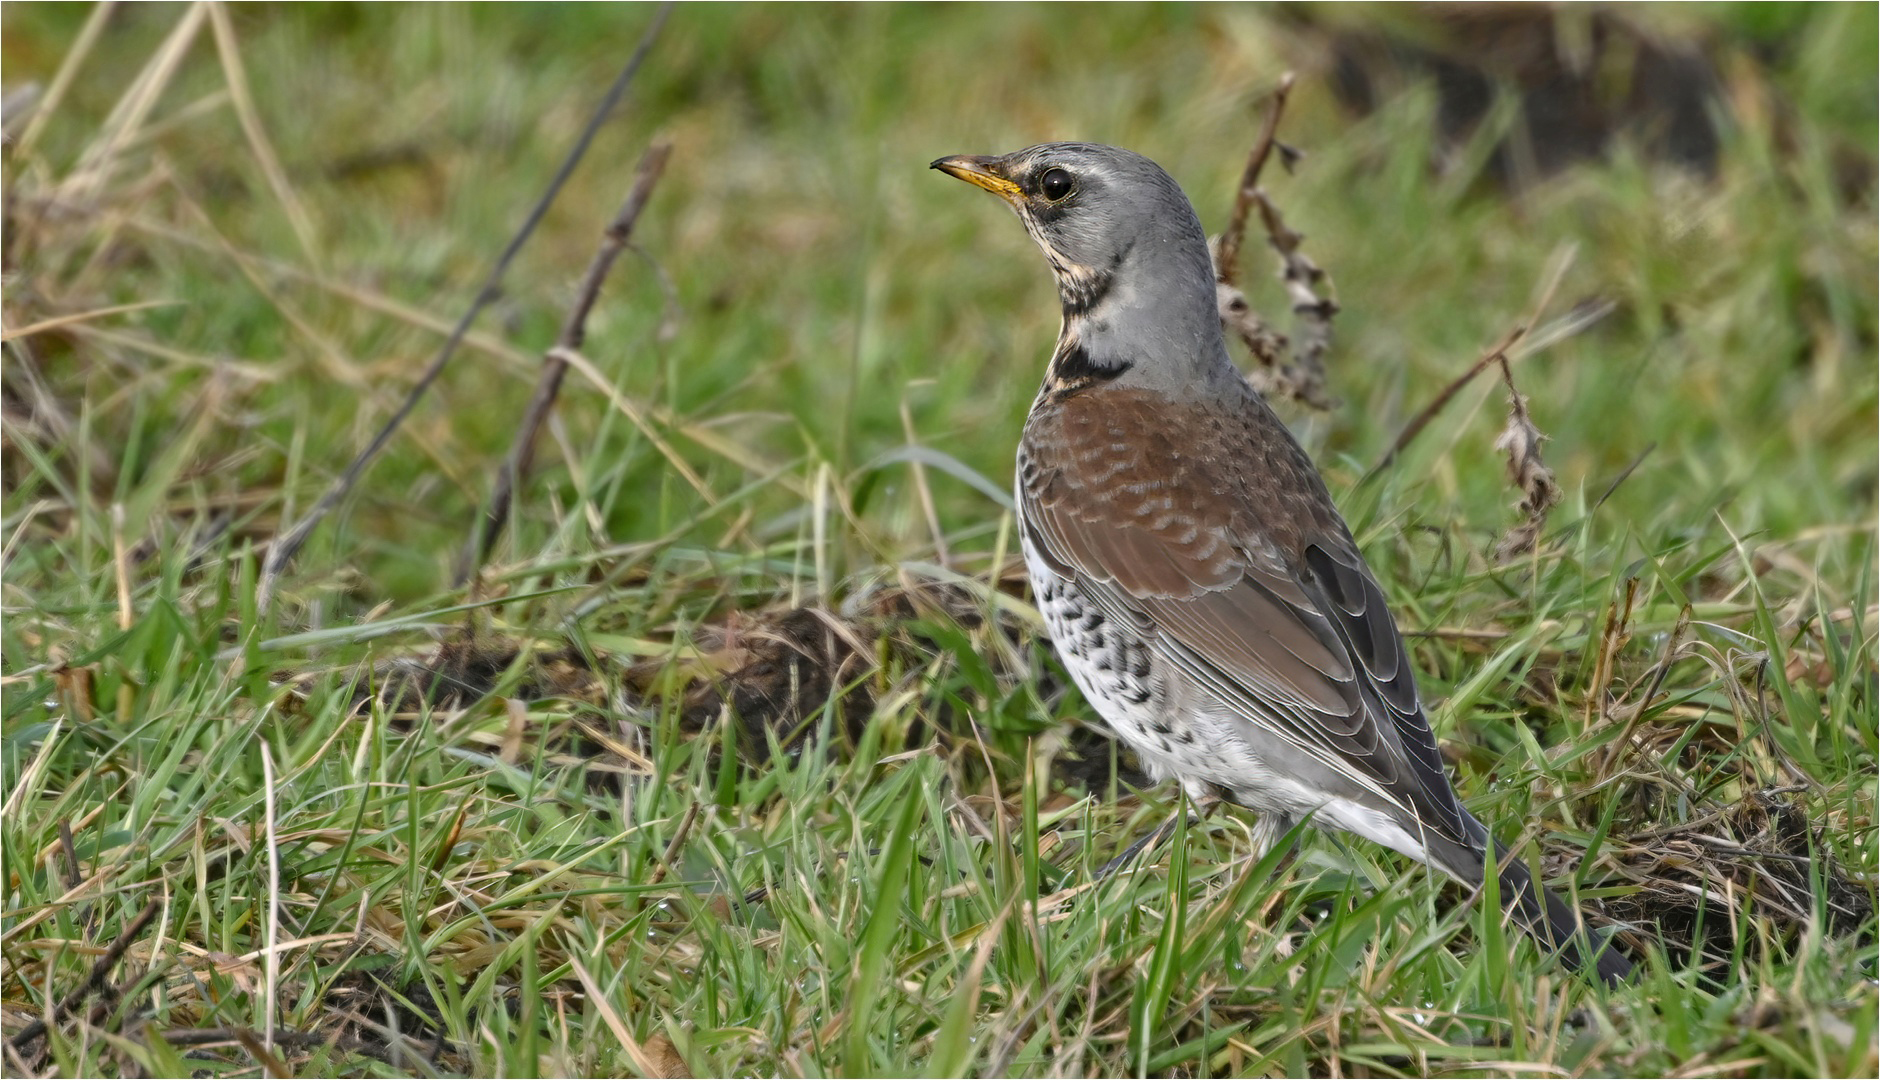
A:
[[931, 155, 1021, 199]]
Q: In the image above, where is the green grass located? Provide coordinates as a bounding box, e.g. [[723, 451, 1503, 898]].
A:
[[3, 4, 1876, 1076]]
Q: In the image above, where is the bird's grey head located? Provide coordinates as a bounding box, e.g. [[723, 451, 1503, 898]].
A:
[[932, 142, 1231, 390]]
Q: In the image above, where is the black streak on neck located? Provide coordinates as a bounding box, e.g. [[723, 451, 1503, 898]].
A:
[[1056, 236, 1129, 318], [1058, 270, 1114, 317], [1048, 339, 1131, 389]]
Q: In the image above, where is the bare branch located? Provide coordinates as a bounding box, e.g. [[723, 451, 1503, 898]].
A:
[[1212, 72, 1340, 411], [257, 2, 673, 610], [456, 141, 673, 585]]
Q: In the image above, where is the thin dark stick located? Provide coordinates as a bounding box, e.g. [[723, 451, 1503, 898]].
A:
[[158, 1027, 332, 1050], [56, 818, 99, 941], [10, 898, 159, 1051], [455, 141, 672, 585], [1363, 324, 1526, 480], [1213, 73, 1337, 410], [1216, 72, 1295, 288], [57, 819, 82, 892], [256, 2, 673, 610], [154, 1026, 407, 1065], [1588, 441, 1656, 514]]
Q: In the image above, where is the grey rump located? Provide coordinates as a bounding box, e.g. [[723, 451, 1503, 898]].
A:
[[932, 142, 1631, 986]]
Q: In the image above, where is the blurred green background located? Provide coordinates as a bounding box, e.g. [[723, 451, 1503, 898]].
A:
[[5, 3, 1873, 605]]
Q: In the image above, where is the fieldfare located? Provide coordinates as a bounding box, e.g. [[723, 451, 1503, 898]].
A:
[[933, 142, 1632, 985]]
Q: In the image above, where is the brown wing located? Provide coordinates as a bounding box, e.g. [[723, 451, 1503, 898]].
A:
[[1020, 384, 1468, 844]]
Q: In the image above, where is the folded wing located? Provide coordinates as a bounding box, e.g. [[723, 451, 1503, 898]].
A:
[[1019, 387, 1469, 847]]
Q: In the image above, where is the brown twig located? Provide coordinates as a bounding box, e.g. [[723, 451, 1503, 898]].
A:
[[255, 2, 673, 610], [1490, 353, 1563, 561], [10, 898, 159, 1052], [1213, 76, 1295, 373], [1216, 72, 1295, 288], [1364, 242, 1603, 485], [1212, 72, 1340, 411], [455, 141, 672, 585], [56, 819, 83, 893], [1365, 324, 1527, 479]]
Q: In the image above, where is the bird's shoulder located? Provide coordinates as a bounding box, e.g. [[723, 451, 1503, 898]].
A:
[[1018, 379, 1348, 593]]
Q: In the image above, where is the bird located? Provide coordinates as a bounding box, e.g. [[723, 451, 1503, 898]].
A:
[[932, 142, 1632, 985]]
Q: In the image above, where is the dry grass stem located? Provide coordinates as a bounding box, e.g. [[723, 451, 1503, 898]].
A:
[[1368, 325, 1527, 477]]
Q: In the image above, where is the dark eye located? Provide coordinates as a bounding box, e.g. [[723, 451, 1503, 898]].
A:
[[1039, 167, 1075, 201]]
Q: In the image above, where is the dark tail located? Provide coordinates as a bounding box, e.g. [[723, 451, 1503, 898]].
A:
[[1488, 838, 1634, 986], [1439, 815, 1635, 986]]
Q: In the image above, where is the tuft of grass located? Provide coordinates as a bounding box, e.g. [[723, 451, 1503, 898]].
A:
[[3, 5, 1875, 1077]]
